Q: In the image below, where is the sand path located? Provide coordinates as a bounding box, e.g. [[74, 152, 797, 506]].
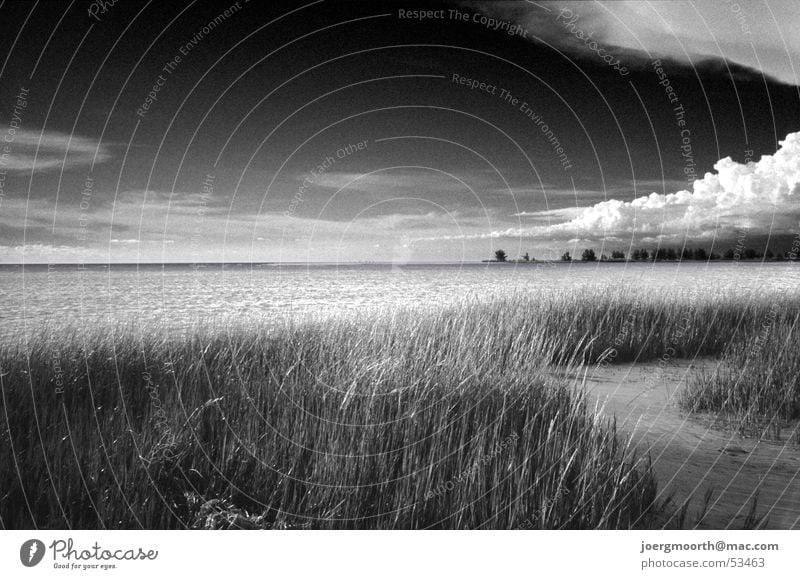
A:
[[574, 359, 800, 529]]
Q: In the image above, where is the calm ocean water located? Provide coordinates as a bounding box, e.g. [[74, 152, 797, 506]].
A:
[[1, 261, 798, 336]]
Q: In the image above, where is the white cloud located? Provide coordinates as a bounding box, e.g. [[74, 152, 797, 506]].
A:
[[554, 130, 800, 236], [429, 130, 800, 242]]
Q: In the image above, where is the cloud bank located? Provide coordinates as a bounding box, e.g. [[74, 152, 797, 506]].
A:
[[429, 130, 800, 244], [468, 0, 800, 85]]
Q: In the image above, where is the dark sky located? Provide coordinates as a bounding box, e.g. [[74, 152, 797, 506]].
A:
[[1, 0, 799, 263]]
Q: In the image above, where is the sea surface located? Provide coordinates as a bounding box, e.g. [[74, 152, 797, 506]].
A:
[[1, 261, 798, 336]]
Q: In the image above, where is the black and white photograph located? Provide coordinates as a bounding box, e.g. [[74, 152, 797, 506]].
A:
[[1, 0, 799, 574]]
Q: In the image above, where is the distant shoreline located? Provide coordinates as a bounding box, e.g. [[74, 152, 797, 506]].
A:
[[0, 259, 797, 270], [480, 258, 799, 264]]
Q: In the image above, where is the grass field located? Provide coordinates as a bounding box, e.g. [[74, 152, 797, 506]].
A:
[[1, 287, 797, 529]]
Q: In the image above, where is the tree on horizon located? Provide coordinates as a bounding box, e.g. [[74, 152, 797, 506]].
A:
[[581, 248, 597, 262]]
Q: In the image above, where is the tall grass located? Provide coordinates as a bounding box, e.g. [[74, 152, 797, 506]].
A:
[[2, 286, 797, 529], [1, 294, 660, 530], [678, 310, 800, 437]]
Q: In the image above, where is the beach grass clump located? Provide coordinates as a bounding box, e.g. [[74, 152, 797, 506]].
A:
[[0, 298, 660, 529], [678, 311, 800, 434], [527, 287, 800, 364]]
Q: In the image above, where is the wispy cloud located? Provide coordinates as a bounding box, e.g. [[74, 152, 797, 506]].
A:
[[512, 207, 585, 220], [307, 170, 475, 194], [0, 130, 112, 173]]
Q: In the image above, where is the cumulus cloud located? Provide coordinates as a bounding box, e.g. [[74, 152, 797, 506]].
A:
[[431, 130, 800, 243], [555, 130, 800, 237], [0, 130, 112, 173], [467, 0, 800, 85]]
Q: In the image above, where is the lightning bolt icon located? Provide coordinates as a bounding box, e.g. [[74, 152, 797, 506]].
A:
[[28, 542, 39, 563]]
